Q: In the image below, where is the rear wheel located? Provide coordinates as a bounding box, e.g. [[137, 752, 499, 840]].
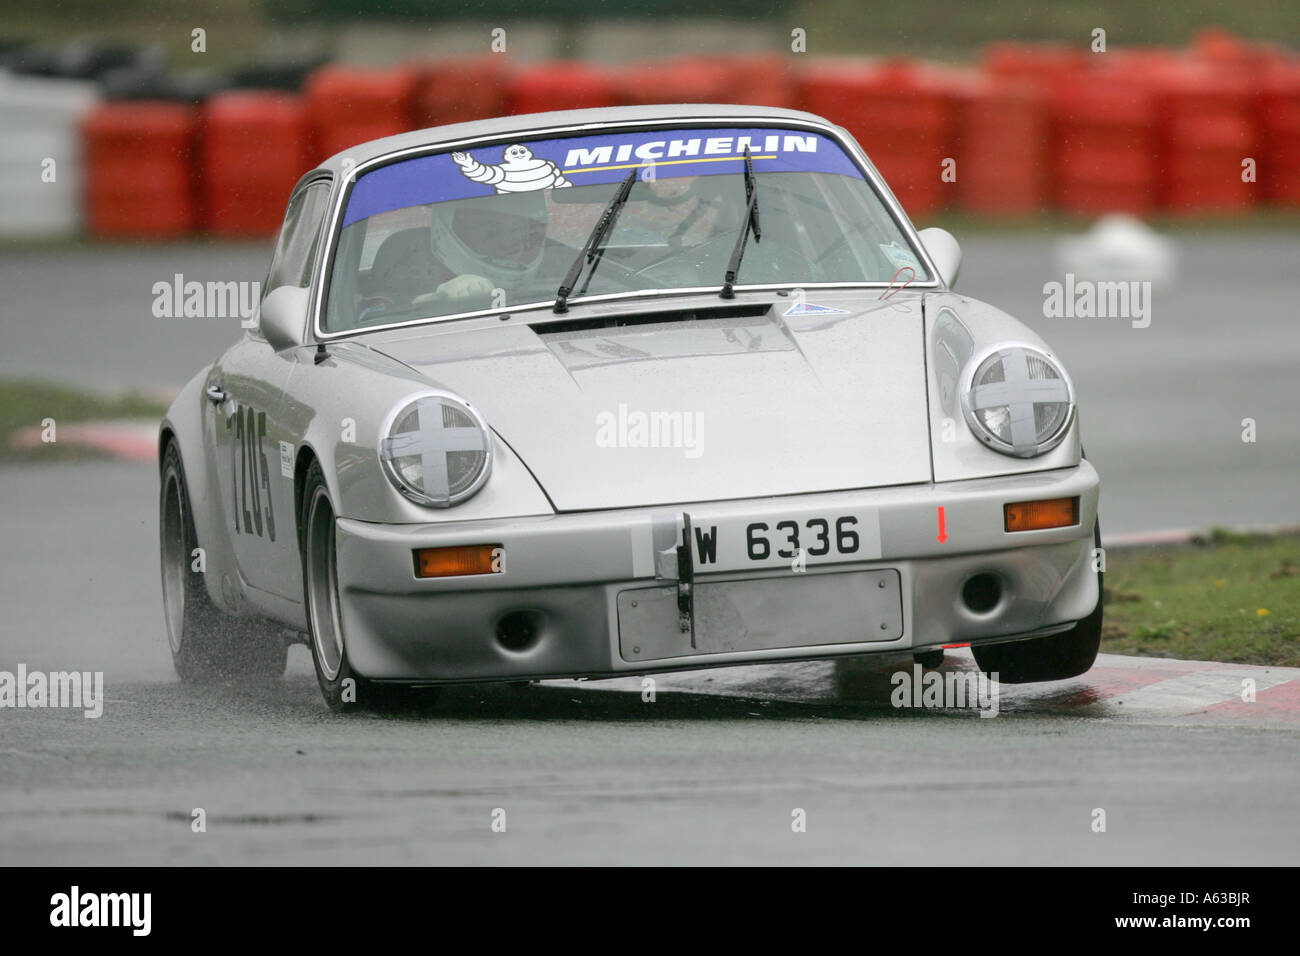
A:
[[971, 520, 1103, 683], [299, 460, 434, 712], [159, 441, 287, 682]]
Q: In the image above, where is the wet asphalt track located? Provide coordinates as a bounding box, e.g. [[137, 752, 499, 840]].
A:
[[0, 459, 1297, 865], [1, 234, 1298, 864]]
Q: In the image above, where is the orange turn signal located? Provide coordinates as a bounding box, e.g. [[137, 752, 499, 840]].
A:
[[1004, 497, 1079, 533], [414, 544, 502, 578]]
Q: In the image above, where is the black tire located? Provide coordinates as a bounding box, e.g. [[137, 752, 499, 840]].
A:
[[159, 441, 288, 683], [298, 460, 433, 712], [971, 520, 1103, 683]]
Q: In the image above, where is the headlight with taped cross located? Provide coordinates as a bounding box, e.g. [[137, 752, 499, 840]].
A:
[[960, 345, 1075, 458], [379, 393, 493, 506]]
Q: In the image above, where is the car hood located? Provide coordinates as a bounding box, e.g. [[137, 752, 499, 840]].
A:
[[365, 292, 933, 511]]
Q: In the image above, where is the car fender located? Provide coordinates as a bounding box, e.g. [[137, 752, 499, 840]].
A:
[[280, 343, 555, 527], [924, 292, 1082, 483]]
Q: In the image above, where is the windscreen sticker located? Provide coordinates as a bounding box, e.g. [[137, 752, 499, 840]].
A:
[[879, 241, 921, 273], [783, 302, 849, 316], [342, 127, 866, 227], [452, 144, 572, 193]]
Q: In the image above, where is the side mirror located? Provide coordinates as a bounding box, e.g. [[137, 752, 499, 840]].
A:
[[917, 227, 962, 288], [259, 286, 310, 351]]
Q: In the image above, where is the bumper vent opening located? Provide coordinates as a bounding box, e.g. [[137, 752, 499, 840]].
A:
[[496, 610, 543, 652], [962, 573, 1003, 614]]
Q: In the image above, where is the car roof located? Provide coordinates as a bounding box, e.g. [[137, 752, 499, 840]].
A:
[[314, 103, 840, 174]]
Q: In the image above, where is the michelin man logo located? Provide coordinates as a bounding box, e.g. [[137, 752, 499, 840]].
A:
[[451, 144, 572, 193]]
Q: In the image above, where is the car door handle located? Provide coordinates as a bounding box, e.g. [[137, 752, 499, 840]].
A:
[[205, 385, 228, 404]]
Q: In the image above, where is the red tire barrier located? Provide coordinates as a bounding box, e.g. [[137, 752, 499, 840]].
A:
[[1192, 27, 1289, 72], [983, 42, 1091, 94], [721, 54, 795, 109], [1051, 79, 1158, 215], [796, 58, 957, 216], [304, 65, 420, 163], [82, 101, 197, 238], [1144, 62, 1257, 213], [505, 62, 614, 115], [1189, 29, 1296, 205], [73, 34, 1300, 238], [611, 54, 795, 109], [202, 91, 307, 237], [416, 56, 508, 128], [956, 76, 1049, 214], [611, 57, 735, 105], [1258, 62, 1300, 205]]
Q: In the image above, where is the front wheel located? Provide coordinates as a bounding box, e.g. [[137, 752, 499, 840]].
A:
[[299, 461, 433, 712], [971, 521, 1103, 683]]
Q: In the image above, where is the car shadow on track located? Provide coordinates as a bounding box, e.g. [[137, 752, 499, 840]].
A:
[[146, 673, 941, 723], [153, 650, 1013, 724]]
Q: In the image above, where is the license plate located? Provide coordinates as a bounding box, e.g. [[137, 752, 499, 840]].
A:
[[686, 508, 881, 573], [618, 569, 903, 662]]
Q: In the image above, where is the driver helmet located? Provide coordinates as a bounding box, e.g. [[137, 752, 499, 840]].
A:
[[430, 191, 548, 285]]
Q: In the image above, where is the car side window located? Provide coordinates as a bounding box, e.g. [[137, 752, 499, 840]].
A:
[[264, 181, 332, 300]]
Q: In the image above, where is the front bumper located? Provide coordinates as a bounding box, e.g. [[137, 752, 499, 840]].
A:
[[335, 461, 1100, 682]]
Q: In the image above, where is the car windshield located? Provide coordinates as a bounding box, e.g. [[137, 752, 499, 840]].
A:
[[323, 125, 930, 332]]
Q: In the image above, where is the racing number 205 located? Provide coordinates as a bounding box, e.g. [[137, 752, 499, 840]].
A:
[[227, 405, 276, 541], [746, 516, 859, 561]]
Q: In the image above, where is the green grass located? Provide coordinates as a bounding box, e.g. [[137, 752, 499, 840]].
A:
[[0, 380, 167, 463], [1102, 530, 1300, 667]]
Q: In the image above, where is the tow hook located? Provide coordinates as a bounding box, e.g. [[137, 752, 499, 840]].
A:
[[676, 512, 696, 646]]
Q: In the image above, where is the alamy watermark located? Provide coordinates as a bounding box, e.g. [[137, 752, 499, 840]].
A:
[[1043, 273, 1151, 329], [0, 664, 103, 718], [891, 663, 999, 717], [595, 403, 704, 459], [152, 274, 260, 327], [50, 886, 150, 935]]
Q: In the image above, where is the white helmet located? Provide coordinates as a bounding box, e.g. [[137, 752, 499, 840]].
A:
[[430, 192, 548, 286]]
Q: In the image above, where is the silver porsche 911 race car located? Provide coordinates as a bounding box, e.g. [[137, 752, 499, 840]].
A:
[[159, 103, 1102, 710]]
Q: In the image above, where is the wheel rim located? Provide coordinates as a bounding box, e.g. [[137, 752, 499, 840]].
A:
[[160, 470, 187, 655], [305, 486, 345, 681]]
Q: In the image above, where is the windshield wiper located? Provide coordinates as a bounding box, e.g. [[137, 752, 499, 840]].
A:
[[554, 168, 638, 314], [720, 147, 761, 299]]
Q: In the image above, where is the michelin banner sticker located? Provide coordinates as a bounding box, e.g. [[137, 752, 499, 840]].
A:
[[343, 127, 865, 227], [451, 144, 573, 193]]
